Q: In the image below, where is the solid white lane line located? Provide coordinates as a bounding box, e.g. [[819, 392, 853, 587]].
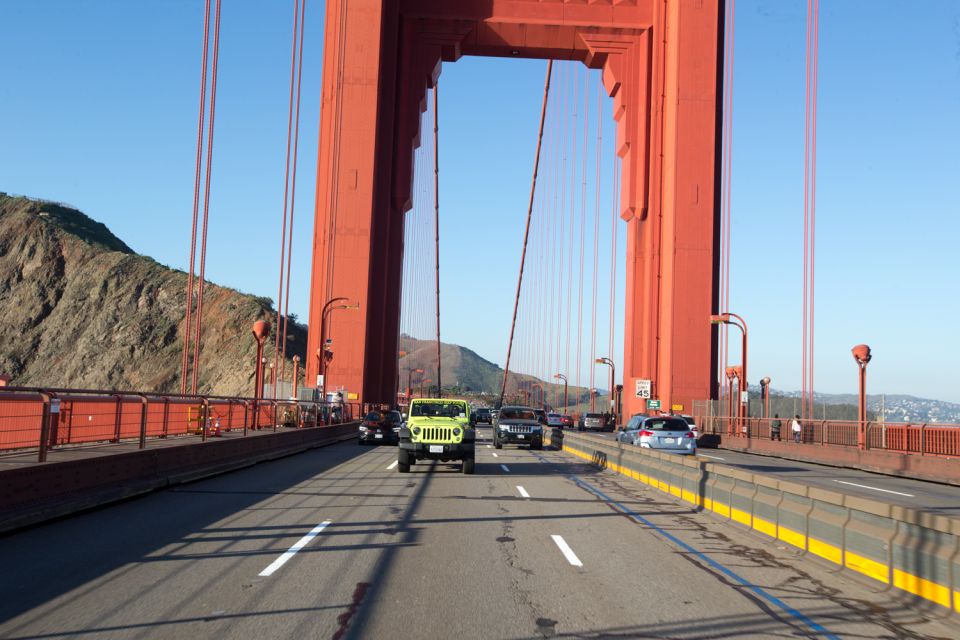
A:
[[698, 453, 725, 461], [500, 464, 510, 473], [259, 520, 332, 577], [492, 452, 499, 457], [517, 486, 530, 498], [387, 460, 398, 470], [551, 535, 583, 567], [832, 479, 914, 497]]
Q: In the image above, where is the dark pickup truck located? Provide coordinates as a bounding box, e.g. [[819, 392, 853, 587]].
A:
[[493, 406, 544, 450]]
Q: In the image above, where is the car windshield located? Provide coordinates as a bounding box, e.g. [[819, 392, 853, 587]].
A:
[[410, 402, 466, 418], [476, 409, 490, 416], [387, 411, 402, 423], [548, 414, 560, 419], [500, 408, 536, 420], [627, 416, 643, 429], [644, 418, 689, 432]]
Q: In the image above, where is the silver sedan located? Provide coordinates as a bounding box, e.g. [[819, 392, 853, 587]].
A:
[[631, 416, 697, 454]]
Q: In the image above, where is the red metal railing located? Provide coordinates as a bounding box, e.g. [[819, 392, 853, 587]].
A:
[[0, 386, 360, 462], [694, 413, 960, 458]]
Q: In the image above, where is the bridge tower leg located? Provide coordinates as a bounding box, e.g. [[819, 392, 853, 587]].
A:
[[308, 0, 722, 412]]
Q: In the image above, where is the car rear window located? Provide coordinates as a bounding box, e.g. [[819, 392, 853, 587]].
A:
[[501, 409, 536, 420], [364, 412, 382, 421], [645, 418, 689, 432], [586, 413, 602, 419]]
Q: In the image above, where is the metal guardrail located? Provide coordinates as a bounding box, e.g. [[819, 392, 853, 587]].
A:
[[0, 386, 361, 462], [695, 414, 960, 458]]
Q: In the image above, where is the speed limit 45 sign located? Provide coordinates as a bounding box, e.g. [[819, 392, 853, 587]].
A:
[[635, 379, 651, 399]]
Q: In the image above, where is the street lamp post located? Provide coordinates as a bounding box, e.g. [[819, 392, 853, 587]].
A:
[[553, 373, 568, 412], [710, 312, 749, 425], [852, 344, 872, 449], [251, 321, 271, 431], [760, 376, 771, 419], [724, 366, 742, 437], [595, 357, 617, 427], [292, 355, 300, 400], [318, 297, 360, 405]]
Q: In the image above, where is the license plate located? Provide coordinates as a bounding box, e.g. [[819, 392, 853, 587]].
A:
[[429, 445, 444, 453], [517, 434, 525, 439], [375, 434, 383, 439], [663, 437, 675, 444]]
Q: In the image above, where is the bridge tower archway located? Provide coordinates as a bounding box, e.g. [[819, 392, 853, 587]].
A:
[[307, 0, 723, 416]]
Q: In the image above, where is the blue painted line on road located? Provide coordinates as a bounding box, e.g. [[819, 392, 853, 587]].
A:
[[566, 472, 841, 640]]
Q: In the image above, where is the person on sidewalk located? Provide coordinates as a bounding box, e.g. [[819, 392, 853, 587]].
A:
[[791, 415, 803, 443], [771, 414, 782, 441]]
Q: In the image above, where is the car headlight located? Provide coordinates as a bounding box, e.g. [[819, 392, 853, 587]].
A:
[[452, 427, 461, 437], [359, 426, 367, 431], [532, 425, 542, 432], [412, 427, 420, 436]]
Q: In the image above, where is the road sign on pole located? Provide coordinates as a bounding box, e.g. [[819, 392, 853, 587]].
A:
[[635, 379, 652, 399], [648, 399, 661, 410]]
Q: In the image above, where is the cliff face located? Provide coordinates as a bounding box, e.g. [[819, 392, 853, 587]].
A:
[[0, 194, 304, 396]]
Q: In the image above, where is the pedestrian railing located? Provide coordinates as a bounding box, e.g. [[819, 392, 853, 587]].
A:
[[0, 386, 360, 462], [695, 414, 960, 458]]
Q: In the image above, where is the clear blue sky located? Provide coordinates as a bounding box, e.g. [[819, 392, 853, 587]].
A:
[[1, 1, 958, 403]]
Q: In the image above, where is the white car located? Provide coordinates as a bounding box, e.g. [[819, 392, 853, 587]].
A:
[[632, 415, 697, 454]]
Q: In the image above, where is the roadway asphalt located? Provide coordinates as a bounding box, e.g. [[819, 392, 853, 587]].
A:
[[0, 428, 955, 640], [591, 431, 960, 515]]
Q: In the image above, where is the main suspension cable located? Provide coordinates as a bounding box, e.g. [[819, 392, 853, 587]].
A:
[[498, 60, 553, 408]]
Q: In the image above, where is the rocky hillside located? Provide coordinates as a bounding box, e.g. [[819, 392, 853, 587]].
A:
[[0, 194, 304, 396]]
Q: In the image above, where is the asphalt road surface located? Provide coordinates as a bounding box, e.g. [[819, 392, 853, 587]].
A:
[[1, 428, 955, 639]]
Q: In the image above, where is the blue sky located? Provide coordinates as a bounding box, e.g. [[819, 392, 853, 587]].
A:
[[1, 1, 959, 403]]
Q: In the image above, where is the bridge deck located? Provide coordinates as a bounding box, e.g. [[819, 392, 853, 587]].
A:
[[0, 428, 953, 639]]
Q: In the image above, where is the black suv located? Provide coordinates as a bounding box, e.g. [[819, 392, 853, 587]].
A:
[[472, 407, 493, 426], [494, 406, 544, 450]]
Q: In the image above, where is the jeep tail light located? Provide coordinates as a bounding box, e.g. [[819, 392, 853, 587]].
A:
[[685, 432, 695, 438], [638, 430, 654, 437]]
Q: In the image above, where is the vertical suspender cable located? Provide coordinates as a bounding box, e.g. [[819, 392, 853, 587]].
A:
[[499, 60, 553, 408], [433, 83, 442, 397], [274, 0, 303, 398], [182, 0, 212, 394], [281, 0, 308, 384], [589, 73, 603, 412], [575, 69, 589, 401], [190, 0, 222, 395], [802, 0, 820, 420], [720, 0, 736, 408]]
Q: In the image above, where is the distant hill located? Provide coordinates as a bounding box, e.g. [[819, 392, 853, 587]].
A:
[[398, 334, 596, 410], [0, 193, 303, 395]]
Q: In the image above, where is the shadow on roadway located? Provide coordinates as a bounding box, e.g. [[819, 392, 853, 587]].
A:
[[0, 441, 378, 631]]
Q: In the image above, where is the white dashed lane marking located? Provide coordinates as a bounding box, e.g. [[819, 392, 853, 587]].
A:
[[832, 479, 914, 497], [500, 464, 510, 473], [551, 535, 583, 567], [259, 520, 332, 577], [387, 460, 398, 470], [517, 486, 530, 498]]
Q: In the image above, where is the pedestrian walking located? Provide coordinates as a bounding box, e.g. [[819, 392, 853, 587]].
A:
[[771, 414, 782, 441], [791, 415, 802, 443]]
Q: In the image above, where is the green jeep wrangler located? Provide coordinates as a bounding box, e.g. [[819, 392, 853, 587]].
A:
[[398, 398, 475, 474]]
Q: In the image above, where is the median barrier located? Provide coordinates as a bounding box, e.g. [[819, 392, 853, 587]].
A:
[[0, 422, 359, 534], [556, 429, 960, 617]]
